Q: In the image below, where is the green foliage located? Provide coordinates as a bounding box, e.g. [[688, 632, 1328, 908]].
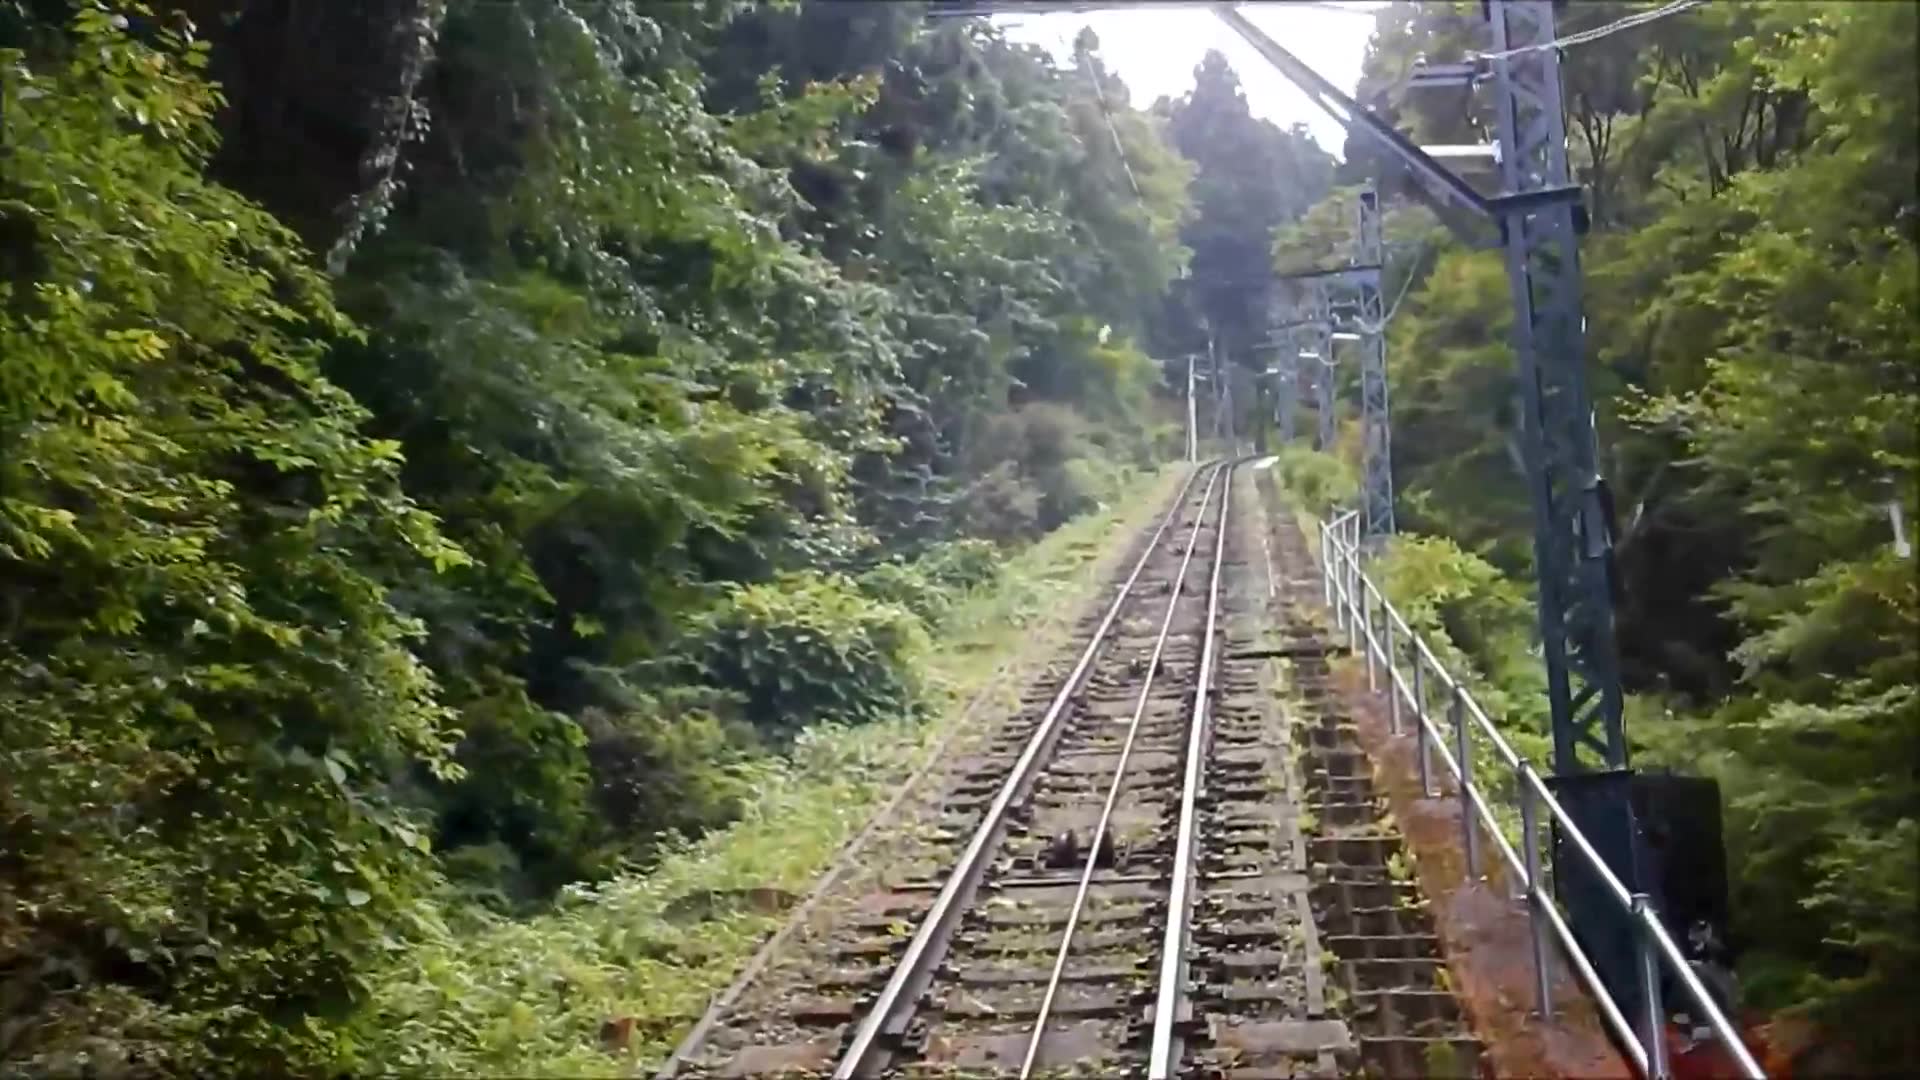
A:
[[349, 473, 1180, 1075], [957, 404, 1141, 542], [1271, 446, 1359, 520], [580, 702, 753, 859], [1381, 250, 1534, 569], [1156, 50, 1335, 364], [681, 574, 929, 741], [1642, 548, 1918, 1060], [2, 0, 1206, 1070], [1, 8, 463, 1072], [1373, 536, 1548, 756], [857, 559, 956, 625], [920, 538, 1002, 592], [855, 539, 1001, 626], [1341, 1, 1918, 1062], [354, 724, 890, 1077]]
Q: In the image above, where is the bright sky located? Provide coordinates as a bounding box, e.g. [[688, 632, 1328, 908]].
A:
[[998, 2, 1386, 159]]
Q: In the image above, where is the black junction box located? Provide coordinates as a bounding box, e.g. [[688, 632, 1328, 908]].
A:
[[1544, 769, 1730, 1037]]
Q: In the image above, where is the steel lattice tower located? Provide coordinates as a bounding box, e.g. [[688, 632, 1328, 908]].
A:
[[1355, 188, 1395, 541], [1311, 284, 1336, 452], [1487, 0, 1625, 774], [1275, 324, 1298, 445]]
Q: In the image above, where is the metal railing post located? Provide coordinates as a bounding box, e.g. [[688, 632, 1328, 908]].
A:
[[1342, 529, 1353, 632], [1364, 589, 1377, 690], [1411, 645, 1426, 732], [1634, 893, 1672, 1080], [1413, 638, 1428, 737], [1346, 551, 1361, 653], [1520, 764, 1553, 1016], [1322, 523, 1334, 613], [1384, 612, 1399, 733], [1452, 686, 1479, 879], [1335, 524, 1348, 631], [1416, 677, 1436, 798], [1348, 519, 1362, 631]]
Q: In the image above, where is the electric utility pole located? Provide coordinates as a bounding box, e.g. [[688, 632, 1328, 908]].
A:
[[1218, 342, 1234, 447], [1185, 352, 1198, 462], [1207, 328, 1226, 444]]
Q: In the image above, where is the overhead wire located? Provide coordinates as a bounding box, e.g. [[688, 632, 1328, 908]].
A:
[[1470, 0, 1704, 61], [1380, 247, 1425, 323], [975, 1, 1383, 22], [1082, 50, 1145, 200], [1038, 17, 1147, 203], [1356, 238, 1432, 334]]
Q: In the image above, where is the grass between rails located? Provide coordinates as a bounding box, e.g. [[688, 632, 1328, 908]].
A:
[[356, 465, 1187, 1077]]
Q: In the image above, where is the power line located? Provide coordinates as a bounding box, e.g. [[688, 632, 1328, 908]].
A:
[[1470, 0, 1703, 61], [978, 1, 1384, 22], [1372, 238, 1431, 331], [1079, 53, 1145, 201]]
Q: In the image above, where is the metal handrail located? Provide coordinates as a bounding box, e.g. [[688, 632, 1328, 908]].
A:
[[1315, 510, 1764, 1080]]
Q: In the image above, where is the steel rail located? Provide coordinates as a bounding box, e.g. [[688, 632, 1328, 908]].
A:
[[1017, 464, 1228, 1078], [832, 465, 1213, 1079], [1149, 461, 1233, 1077]]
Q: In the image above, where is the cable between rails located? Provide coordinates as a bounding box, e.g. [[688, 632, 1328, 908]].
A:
[[1017, 462, 1228, 1078], [833, 464, 1214, 1079]]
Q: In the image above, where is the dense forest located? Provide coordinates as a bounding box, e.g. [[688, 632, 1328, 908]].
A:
[[0, 0, 1912, 1075], [0, 0, 1332, 1072]]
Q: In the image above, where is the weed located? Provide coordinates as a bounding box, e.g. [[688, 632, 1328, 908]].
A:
[[1423, 1038, 1464, 1077], [1387, 850, 1416, 883]]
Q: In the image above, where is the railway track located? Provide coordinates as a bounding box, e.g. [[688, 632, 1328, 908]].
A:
[[660, 462, 1467, 1079]]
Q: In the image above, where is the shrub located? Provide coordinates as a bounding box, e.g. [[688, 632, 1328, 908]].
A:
[[680, 573, 928, 741], [1, 17, 463, 1073], [1036, 457, 1106, 530], [430, 690, 601, 904], [857, 559, 952, 625], [920, 538, 1001, 591], [1010, 402, 1093, 472], [581, 701, 752, 860], [856, 538, 1008, 628], [1375, 536, 1545, 720], [1274, 444, 1360, 519], [960, 463, 1044, 544]]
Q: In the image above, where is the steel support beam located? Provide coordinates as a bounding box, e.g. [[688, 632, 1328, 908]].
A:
[[1211, 4, 1495, 222], [1486, 0, 1625, 775], [1355, 187, 1395, 542], [1276, 334, 1298, 444], [1312, 285, 1336, 452], [1269, 301, 1303, 445]]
